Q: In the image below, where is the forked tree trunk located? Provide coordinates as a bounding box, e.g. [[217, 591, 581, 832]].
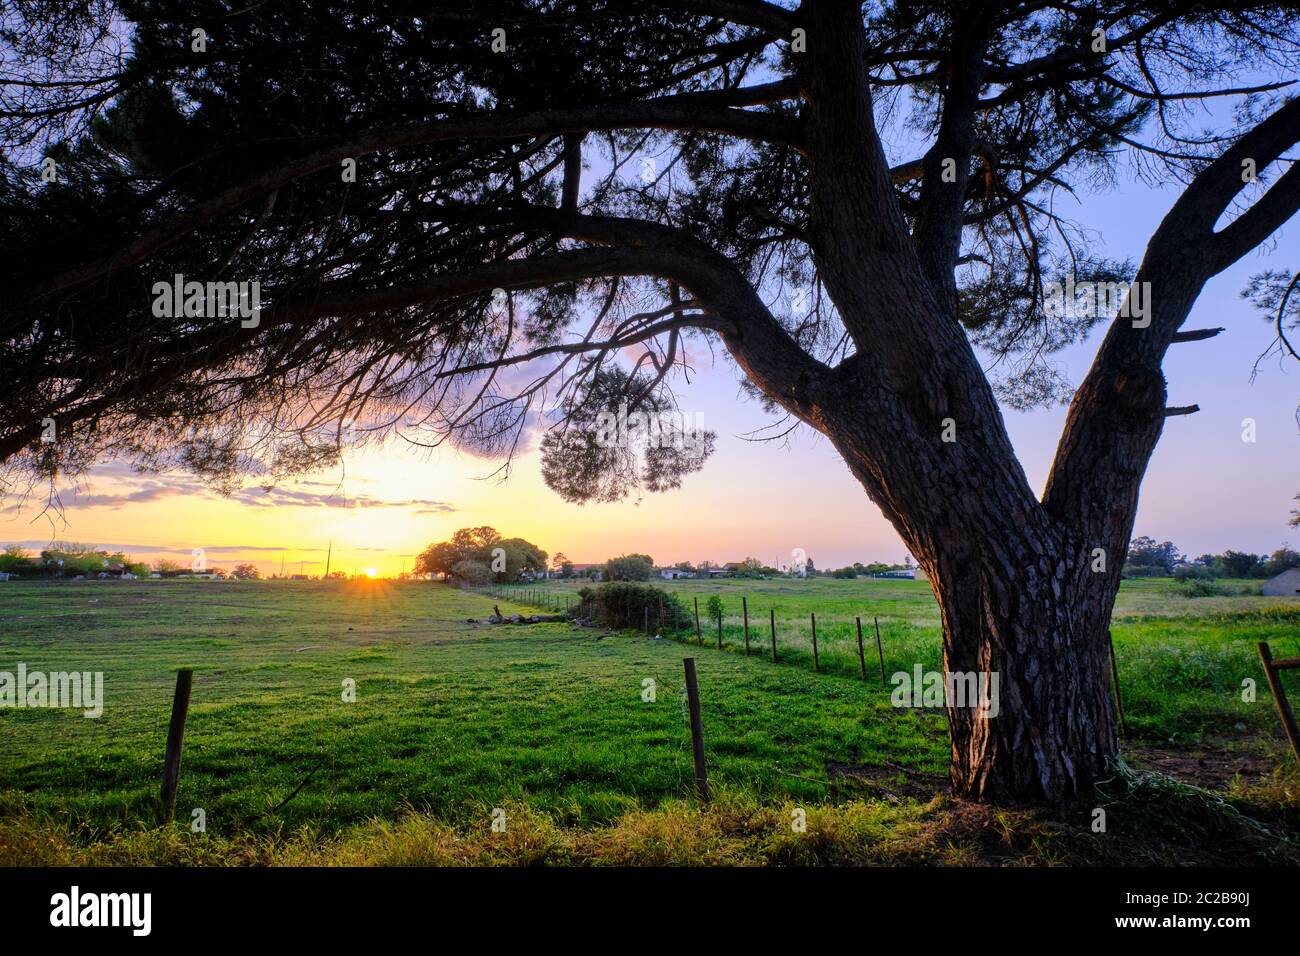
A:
[[822, 418, 1124, 803]]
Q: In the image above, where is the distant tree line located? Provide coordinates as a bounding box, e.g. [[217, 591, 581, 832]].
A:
[[0, 544, 275, 579], [0, 544, 150, 577], [829, 561, 913, 579], [1125, 536, 1300, 579]]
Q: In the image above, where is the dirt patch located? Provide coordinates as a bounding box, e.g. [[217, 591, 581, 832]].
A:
[[1126, 742, 1281, 792], [826, 760, 947, 801]]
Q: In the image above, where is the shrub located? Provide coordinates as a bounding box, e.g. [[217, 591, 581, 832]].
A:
[[450, 559, 493, 585], [1180, 579, 1230, 598], [576, 582, 689, 631], [603, 554, 655, 581], [705, 595, 724, 622]]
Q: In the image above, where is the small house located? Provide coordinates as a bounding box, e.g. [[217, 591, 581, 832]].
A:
[[1262, 568, 1300, 597]]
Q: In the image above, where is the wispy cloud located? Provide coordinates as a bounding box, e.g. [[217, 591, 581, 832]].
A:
[[1, 540, 388, 555], [1, 469, 456, 516]]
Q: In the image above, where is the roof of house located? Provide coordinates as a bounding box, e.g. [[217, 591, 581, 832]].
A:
[[1262, 567, 1300, 595]]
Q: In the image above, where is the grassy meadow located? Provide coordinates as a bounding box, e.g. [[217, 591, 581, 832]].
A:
[[1, 575, 1298, 865]]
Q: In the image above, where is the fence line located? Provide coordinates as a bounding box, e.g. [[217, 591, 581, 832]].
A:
[[460, 580, 916, 685]]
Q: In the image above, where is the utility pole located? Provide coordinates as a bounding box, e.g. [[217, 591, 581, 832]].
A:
[[325, 539, 332, 579]]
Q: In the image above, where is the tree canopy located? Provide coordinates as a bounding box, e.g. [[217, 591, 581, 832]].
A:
[[414, 526, 547, 582], [603, 553, 655, 581], [7, 1, 1295, 505]]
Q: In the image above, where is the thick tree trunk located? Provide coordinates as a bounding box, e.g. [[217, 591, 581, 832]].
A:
[[772, 2, 1126, 804], [823, 416, 1123, 804], [926, 540, 1120, 802]]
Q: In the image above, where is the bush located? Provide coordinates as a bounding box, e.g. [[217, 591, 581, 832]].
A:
[[705, 595, 724, 622], [450, 559, 493, 585], [604, 554, 655, 581], [1178, 579, 1254, 598], [576, 582, 689, 631]]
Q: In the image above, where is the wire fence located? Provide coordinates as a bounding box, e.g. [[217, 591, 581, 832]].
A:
[[459, 579, 942, 685]]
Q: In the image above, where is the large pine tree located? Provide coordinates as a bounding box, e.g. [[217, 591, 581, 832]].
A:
[[4, 0, 1299, 801]]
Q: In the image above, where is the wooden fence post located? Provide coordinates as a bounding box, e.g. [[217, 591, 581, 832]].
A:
[[855, 617, 867, 680], [716, 610, 723, 650], [1107, 629, 1128, 739], [770, 608, 777, 662], [873, 617, 886, 684], [683, 658, 711, 802], [694, 597, 702, 644], [742, 596, 750, 656], [810, 612, 819, 673], [1258, 642, 1300, 765], [159, 668, 193, 824]]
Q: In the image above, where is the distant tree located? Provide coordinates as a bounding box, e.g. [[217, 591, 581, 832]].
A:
[[495, 537, 548, 582], [1213, 550, 1263, 579], [414, 526, 499, 578], [1173, 564, 1212, 582], [804, 557, 816, 576], [733, 557, 765, 578], [209, 566, 228, 580], [604, 553, 654, 582], [413, 540, 460, 579], [673, 560, 696, 572], [38, 545, 128, 576], [831, 566, 857, 579], [231, 563, 261, 580], [1263, 546, 1300, 577], [0, 545, 37, 574], [1124, 537, 1182, 577], [152, 557, 184, 574], [1292, 495, 1300, 529], [705, 595, 725, 623], [550, 552, 569, 574], [415, 527, 545, 583]]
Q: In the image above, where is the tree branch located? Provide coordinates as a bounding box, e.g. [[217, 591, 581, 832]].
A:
[[7, 83, 803, 313]]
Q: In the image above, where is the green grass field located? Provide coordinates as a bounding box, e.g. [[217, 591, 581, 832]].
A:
[[506, 575, 1300, 741], [1, 576, 1298, 865]]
